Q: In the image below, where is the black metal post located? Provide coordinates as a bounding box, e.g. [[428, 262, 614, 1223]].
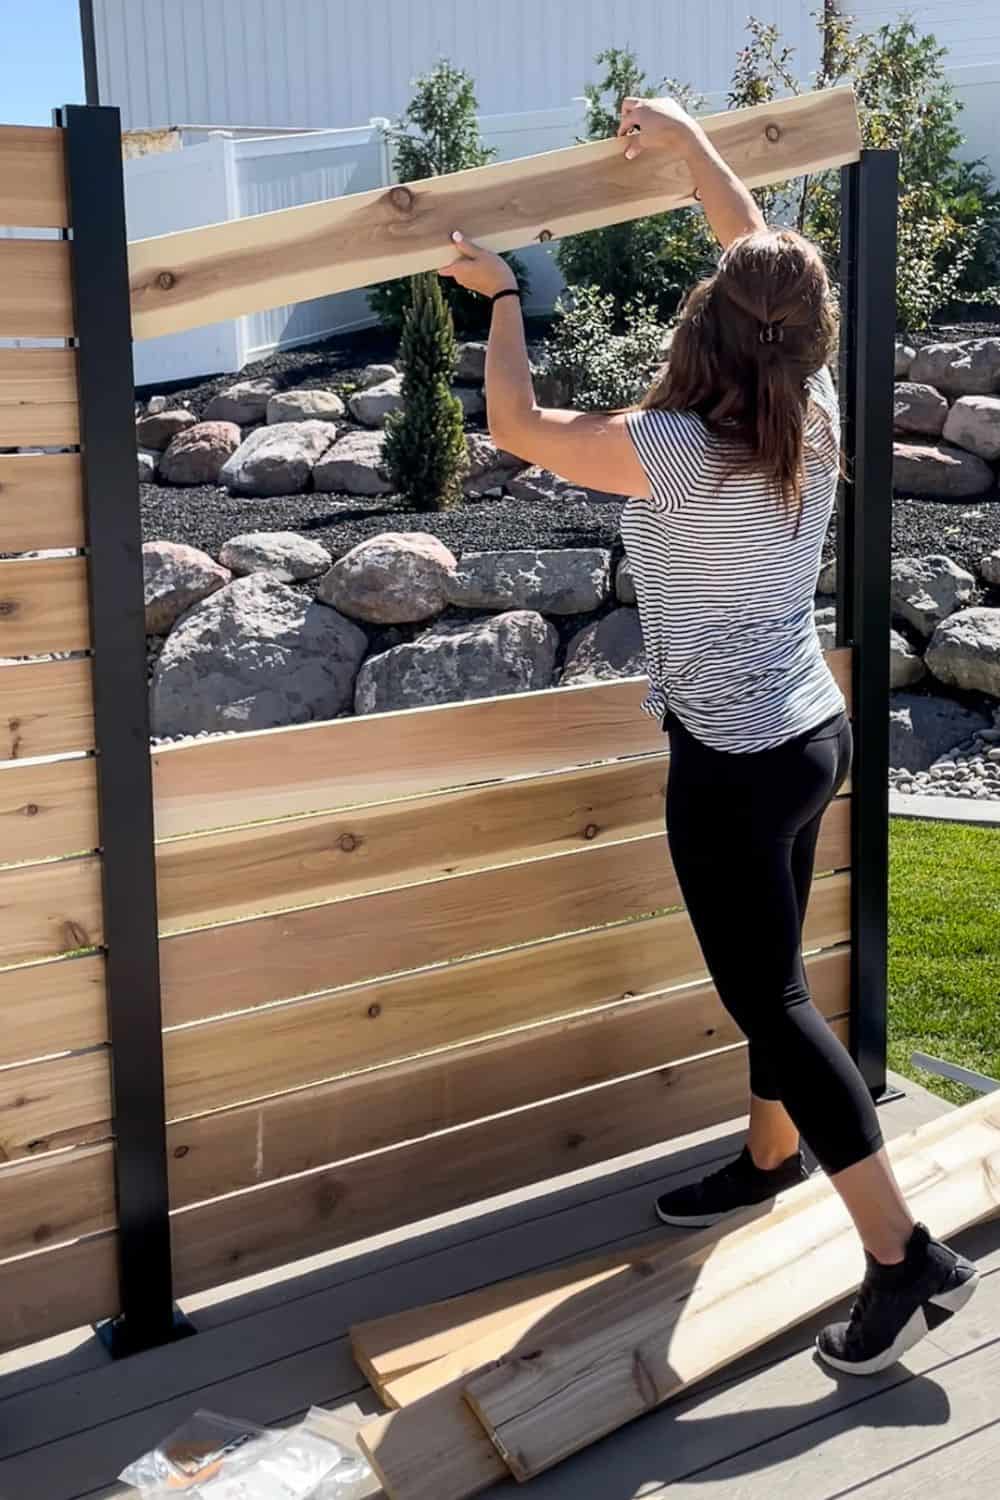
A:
[[77, 1, 100, 106], [58, 104, 192, 1356], [837, 150, 899, 1102]]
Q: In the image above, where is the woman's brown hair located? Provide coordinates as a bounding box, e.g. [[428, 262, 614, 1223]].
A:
[[642, 228, 840, 521]]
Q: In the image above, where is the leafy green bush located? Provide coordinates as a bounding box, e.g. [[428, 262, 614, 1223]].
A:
[[382, 273, 468, 511], [537, 284, 666, 411], [367, 61, 528, 337], [556, 48, 716, 327]]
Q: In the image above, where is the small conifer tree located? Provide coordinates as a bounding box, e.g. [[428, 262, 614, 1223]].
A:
[[383, 273, 469, 511]]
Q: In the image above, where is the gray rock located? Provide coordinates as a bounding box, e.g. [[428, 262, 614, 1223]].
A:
[[980, 549, 1000, 586], [909, 339, 1000, 397], [890, 629, 926, 689], [356, 363, 398, 389], [135, 408, 196, 451], [266, 388, 346, 424], [447, 548, 612, 615], [313, 429, 394, 496], [892, 441, 995, 499], [146, 394, 170, 415], [455, 342, 487, 384], [890, 555, 975, 638], [562, 608, 645, 684], [464, 434, 528, 496], [504, 467, 588, 503], [348, 375, 405, 427], [892, 382, 948, 437], [532, 367, 572, 408], [817, 557, 837, 596], [318, 532, 457, 623], [616, 556, 636, 605], [894, 343, 916, 379], [814, 605, 837, 651], [454, 386, 486, 419], [942, 395, 1000, 462], [219, 531, 332, 581], [220, 421, 337, 497], [158, 420, 241, 486], [142, 540, 231, 634], [925, 607, 1000, 698], [138, 447, 159, 483], [355, 610, 558, 714], [150, 575, 367, 737], [204, 378, 279, 425], [889, 692, 992, 773]]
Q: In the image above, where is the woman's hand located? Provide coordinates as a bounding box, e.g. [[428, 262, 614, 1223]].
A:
[[618, 96, 698, 161], [438, 231, 518, 298]]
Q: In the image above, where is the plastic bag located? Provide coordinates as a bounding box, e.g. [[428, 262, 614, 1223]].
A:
[[118, 1411, 271, 1492]]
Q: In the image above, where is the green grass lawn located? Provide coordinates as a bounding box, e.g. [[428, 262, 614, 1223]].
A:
[[889, 819, 1000, 1105]]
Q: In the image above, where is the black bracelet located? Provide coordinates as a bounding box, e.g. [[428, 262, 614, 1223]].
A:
[[491, 287, 522, 305]]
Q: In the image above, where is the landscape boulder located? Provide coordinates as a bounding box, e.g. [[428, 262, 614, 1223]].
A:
[[356, 363, 398, 389], [909, 339, 1000, 397], [319, 532, 457, 623], [135, 408, 196, 450], [137, 447, 159, 484], [890, 555, 975, 638], [894, 343, 916, 379], [348, 376, 405, 427], [313, 430, 394, 496], [454, 386, 486, 420], [942, 395, 1000, 462], [814, 605, 837, 652], [266, 389, 346, 424], [204, 378, 279, 425], [892, 382, 948, 438], [159, 420, 241, 486], [150, 574, 367, 737], [455, 342, 488, 384], [616, 556, 636, 605], [463, 434, 527, 496], [817, 557, 837, 596], [219, 531, 332, 581], [447, 548, 612, 615], [925, 607, 1000, 698], [981, 548, 1000, 586], [889, 629, 926, 690], [220, 421, 337, 497], [505, 467, 584, 503], [142, 540, 231, 634], [562, 608, 645, 684], [892, 441, 995, 499], [889, 692, 992, 773], [355, 610, 558, 714]]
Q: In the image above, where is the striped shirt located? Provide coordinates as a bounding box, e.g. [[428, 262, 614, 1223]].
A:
[[621, 366, 845, 753]]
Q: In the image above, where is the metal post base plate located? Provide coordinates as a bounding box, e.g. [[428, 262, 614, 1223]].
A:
[[874, 1083, 906, 1106], [94, 1306, 197, 1359]]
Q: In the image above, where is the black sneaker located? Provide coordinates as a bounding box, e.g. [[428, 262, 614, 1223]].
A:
[[816, 1223, 979, 1376], [654, 1146, 810, 1227]]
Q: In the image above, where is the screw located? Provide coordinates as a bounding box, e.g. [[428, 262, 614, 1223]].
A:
[[156, 271, 176, 291], [389, 186, 414, 212], [538, 228, 553, 243], [367, 1003, 381, 1019], [584, 823, 599, 840], [173, 1144, 189, 1158], [24, 803, 39, 817], [338, 832, 358, 853], [765, 123, 781, 143]]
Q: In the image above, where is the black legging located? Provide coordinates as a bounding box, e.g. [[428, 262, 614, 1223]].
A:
[[665, 708, 884, 1176]]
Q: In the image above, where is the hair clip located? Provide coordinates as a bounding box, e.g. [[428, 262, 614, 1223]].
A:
[[759, 322, 784, 344]]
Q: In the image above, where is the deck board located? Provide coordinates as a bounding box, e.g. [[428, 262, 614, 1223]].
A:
[[2, 1076, 993, 1500]]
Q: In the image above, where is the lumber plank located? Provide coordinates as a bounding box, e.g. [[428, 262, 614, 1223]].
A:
[[0, 952, 106, 1067], [164, 879, 850, 1118], [463, 1095, 1000, 1483], [0, 453, 85, 553], [0, 1233, 118, 1356], [156, 756, 669, 929], [166, 958, 849, 1202], [0, 755, 98, 865], [0, 1049, 110, 1160], [0, 1140, 115, 1260], [130, 89, 860, 338], [0, 124, 68, 228], [150, 651, 851, 842], [0, 557, 90, 656], [0, 239, 74, 338], [0, 853, 103, 966], [160, 800, 850, 1025], [0, 658, 94, 761], [170, 1023, 847, 1297], [0, 347, 79, 448]]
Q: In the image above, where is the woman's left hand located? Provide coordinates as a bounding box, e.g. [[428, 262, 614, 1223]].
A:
[[438, 231, 518, 298]]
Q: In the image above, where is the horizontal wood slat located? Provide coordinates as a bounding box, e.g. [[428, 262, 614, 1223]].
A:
[[171, 1019, 850, 1298], [0, 348, 79, 447], [0, 1141, 114, 1260], [151, 648, 853, 840], [131, 90, 860, 339], [0, 657, 94, 761], [0, 1049, 110, 1160], [0, 124, 68, 228], [0, 953, 106, 1067], [167, 953, 850, 1208], [0, 239, 74, 338], [160, 797, 850, 1026], [0, 557, 90, 656], [0, 1234, 118, 1355], [164, 871, 850, 1120], [0, 755, 98, 865], [0, 854, 103, 966], [0, 453, 85, 553], [156, 757, 669, 931]]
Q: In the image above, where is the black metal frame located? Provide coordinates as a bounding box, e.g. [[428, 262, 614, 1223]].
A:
[[837, 149, 900, 1103], [58, 104, 192, 1357]]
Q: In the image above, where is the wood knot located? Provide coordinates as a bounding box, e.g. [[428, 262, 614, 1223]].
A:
[[583, 823, 599, 841], [538, 228, 553, 243], [23, 803, 39, 817], [389, 186, 414, 213], [173, 1144, 189, 1158], [33, 1224, 52, 1245], [338, 832, 359, 853], [156, 271, 176, 291], [693, 188, 703, 202], [0, 600, 18, 617], [765, 123, 781, 143], [62, 921, 90, 949], [565, 1131, 586, 1150], [367, 1003, 381, 1020]]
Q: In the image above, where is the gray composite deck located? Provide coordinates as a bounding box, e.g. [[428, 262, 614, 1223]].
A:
[[1, 1073, 996, 1500]]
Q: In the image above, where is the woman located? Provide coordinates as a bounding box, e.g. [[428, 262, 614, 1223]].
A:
[[439, 95, 979, 1375]]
